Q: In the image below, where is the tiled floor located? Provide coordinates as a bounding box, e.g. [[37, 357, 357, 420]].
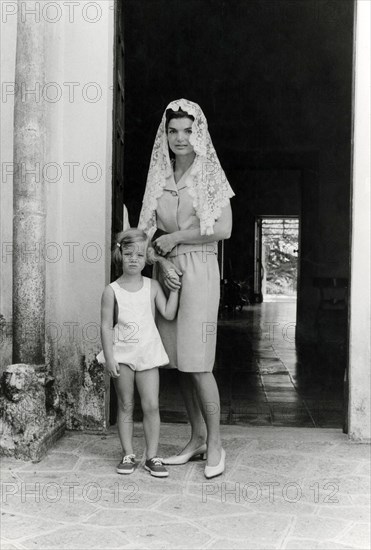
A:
[[154, 301, 345, 428], [1, 425, 369, 549]]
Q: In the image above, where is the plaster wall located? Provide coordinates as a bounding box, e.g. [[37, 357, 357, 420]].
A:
[[0, 1, 114, 429], [348, 0, 371, 441]]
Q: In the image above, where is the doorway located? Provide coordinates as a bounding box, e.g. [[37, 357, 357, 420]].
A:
[[111, 0, 354, 429], [255, 216, 299, 303]]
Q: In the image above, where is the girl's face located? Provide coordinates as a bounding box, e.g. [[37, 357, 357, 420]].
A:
[[121, 241, 146, 275], [167, 117, 195, 157]]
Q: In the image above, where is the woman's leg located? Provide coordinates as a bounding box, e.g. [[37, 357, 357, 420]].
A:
[[113, 364, 135, 455], [177, 372, 207, 454], [136, 368, 160, 459], [191, 372, 222, 467]]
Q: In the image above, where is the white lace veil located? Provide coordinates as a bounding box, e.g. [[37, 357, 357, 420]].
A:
[[138, 98, 234, 238]]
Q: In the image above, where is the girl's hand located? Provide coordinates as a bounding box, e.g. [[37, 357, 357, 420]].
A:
[[159, 261, 182, 291], [164, 271, 181, 291], [153, 234, 177, 256], [106, 361, 120, 378]]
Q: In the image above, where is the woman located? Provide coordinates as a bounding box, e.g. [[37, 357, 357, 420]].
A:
[[139, 99, 234, 478]]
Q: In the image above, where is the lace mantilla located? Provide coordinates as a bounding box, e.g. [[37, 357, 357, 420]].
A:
[[139, 99, 234, 237]]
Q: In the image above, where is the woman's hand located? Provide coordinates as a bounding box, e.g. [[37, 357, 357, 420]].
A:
[[106, 361, 120, 378], [153, 233, 178, 256], [159, 260, 182, 291]]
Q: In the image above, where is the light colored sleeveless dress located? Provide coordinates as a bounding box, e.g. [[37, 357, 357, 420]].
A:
[[96, 277, 169, 371], [154, 166, 221, 373]]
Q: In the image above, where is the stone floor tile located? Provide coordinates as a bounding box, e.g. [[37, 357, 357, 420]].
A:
[[227, 466, 301, 489], [316, 505, 371, 522], [259, 364, 288, 374], [195, 513, 292, 544], [247, 438, 338, 454], [315, 543, 362, 549], [271, 413, 315, 428], [20, 452, 80, 472], [49, 435, 90, 454], [120, 521, 211, 548], [2, 494, 98, 522], [78, 438, 124, 458], [1, 425, 369, 549], [0, 513, 62, 541], [232, 414, 273, 427], [303, 456, 361, 478], [337, 523, 371, 549], [0, 469, 24, 484], [155, 493, 250, 518], [290, 516, 351, 540], [83, 508, 177, 527], [235, 452, 311, 477], [284, 539, 325, 549], [207, 538, 269, 549], [9, 471, 121, 499], [264, 392, 302, 403], [0, 458, 28, 471], [289, 481, 352, 506], [137, 462, 193, 484], [261, 374, 292, 385], [354, 462, 371, 476], [336, 475, 371, 495], [325, 443, 371, 461], [0, 541, 21, 550], [76, 457, 120, 475], [25, 525, 130, 549], [351, 494, 371, 505], [118, 475, 190, 497], [95, 490, 166, 509]]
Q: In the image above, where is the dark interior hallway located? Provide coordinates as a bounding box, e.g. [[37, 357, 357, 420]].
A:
[[157, 301, 345, 428]]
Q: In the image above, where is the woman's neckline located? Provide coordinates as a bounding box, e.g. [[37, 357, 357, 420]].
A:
[[114, 277, 144, 293], [172, 162, 193, 186]]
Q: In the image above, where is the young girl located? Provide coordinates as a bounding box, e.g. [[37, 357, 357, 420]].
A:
[[96, 228, 179, 477]]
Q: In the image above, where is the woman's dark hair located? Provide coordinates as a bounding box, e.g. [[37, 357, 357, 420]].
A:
[[165, 107, 195, 131]]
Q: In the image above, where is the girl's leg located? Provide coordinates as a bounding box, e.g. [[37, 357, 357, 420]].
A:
[[135, 368, 160, 459], [177, 372, 207, 454], [191, 372, 222, 467], [113, 364, 135, 455]]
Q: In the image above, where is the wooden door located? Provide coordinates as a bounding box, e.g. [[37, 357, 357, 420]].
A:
[[112, 1, 125, 244], [109, 1, 125, 424]]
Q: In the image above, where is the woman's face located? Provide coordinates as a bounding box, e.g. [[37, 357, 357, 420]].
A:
[[167, 117, 195, 157]]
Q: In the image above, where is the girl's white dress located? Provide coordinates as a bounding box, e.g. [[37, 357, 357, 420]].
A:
[[96, 277, 169, 371]]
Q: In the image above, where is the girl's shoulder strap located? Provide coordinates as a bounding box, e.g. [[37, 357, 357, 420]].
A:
[[143, 277, 154, 294]]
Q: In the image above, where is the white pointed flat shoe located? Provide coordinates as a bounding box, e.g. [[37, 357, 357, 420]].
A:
[[162, 444, 207, 465], [204, 448, 226, 479]]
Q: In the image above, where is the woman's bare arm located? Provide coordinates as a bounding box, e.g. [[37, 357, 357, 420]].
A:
[[153, 203, 232, 255]]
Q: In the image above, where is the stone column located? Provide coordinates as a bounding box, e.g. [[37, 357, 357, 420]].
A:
[[13, 0, 46, 364], [1, 2, 66, 462]]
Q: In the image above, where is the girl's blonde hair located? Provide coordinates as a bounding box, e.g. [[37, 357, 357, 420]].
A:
[[112, 228, 148, 271]]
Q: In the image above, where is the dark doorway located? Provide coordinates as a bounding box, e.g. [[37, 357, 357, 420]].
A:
[[111, 0, 354, 429]]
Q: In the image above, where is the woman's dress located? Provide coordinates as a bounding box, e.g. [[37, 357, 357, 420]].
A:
[[155, 165, 221, 373]]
